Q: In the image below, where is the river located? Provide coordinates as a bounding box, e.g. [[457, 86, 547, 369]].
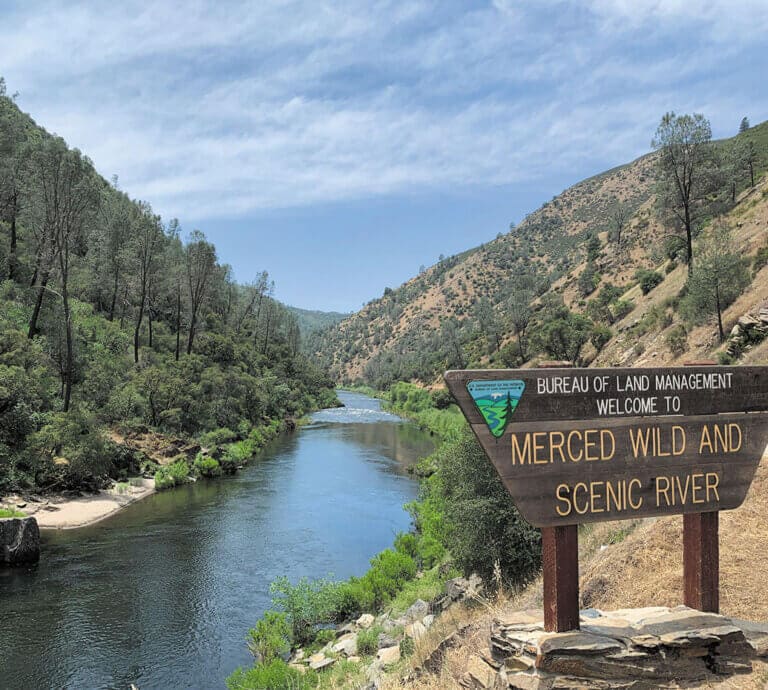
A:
[[0, 391, 433, 690]]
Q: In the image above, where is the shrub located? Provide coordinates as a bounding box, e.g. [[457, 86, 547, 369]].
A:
[[590, 324, 612, 352], [356, 625, 382, 656], [270, 577, 342, 646], [193, 455, 222, 478], [717, 351, 735, 365], [200, 427, 237, 447], [665, 325, 688, 355], [226, 659, 317, 690], [154, 458, 190, 490], [436, 431, 541, 585], [635, 269, 664, 294], [611, 299, 635, 321], [400, 636, 415, 657], [167, 458, 190, 484], [246, 611, 291, 663], [754, 245, 768, 273]]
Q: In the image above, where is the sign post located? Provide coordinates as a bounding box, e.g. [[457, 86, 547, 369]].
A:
[[683, 360, 719, 613], [445, 364, 768, 632]]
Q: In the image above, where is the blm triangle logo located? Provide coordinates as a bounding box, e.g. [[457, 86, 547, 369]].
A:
[[467, 380, 526, 438]]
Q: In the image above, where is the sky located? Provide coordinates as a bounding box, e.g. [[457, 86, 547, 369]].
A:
[[2, 1, 768, 312]]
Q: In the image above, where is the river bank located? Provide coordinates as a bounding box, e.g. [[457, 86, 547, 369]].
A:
[[1, 479, 156, 530]]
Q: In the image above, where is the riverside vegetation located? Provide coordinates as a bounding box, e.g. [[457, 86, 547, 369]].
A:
[[227, 383, 541, 689], [0, 78, 337, 498]]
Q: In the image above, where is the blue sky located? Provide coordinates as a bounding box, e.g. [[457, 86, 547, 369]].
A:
[[2, 1, 767, 311]]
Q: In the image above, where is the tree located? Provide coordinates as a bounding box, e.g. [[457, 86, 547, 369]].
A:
[[739, 116, 750, 133], [610, 202, 630, 249], [540, 311, 593, 363], [507, 291, 532, 361], [436, 430, 541, 583], [0, 90, 28, 282], [184, 230, 217, 355], [652, 112, 720, 272], [682, 222, 750, 342], [25, 138, 99, 410], [131, 202, 164, 363]]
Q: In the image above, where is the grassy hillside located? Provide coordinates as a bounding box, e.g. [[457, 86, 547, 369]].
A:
[[311, 119, 768, 387]]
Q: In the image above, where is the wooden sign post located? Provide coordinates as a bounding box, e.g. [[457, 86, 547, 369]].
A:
[[445, 364, 768, 632]]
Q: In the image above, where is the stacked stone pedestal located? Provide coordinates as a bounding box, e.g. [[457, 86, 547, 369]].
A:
[[461, 606, 768, 689]]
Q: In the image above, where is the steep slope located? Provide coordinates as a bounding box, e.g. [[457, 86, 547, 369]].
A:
[[287, 306, 350, 337], [312, 121, 768, 385]]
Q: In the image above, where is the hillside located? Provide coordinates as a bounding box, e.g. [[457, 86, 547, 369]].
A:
[[311, 119, 768, 386], [0, 81, 337, 495], [288, 306, 350, 337]]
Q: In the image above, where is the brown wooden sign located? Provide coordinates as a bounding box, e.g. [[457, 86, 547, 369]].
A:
[[445, 367, 768, 528]]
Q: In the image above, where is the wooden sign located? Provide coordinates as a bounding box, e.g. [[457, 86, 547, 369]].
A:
[[445, 367, 768, 528]]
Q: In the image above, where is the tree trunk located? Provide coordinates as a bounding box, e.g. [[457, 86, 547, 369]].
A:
[[715, 284, 724, 342], [108, 270, 119, 321], [750, 160, 755, 188], [133, 300, 145, 363], [148, 306, 154, 349], [175, 288, 181, 361], [28, 269, 50, 338], [684, 205, 693, 274], [62, 285, 73, 412], [187, 309, 197, 355], [8, 210, 18, 282]]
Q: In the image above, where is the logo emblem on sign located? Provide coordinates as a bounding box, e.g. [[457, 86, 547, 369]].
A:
[[467, 380, 526, 438]]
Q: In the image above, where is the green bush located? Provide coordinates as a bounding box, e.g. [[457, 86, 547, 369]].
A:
[[665, 325, 688, 355], [246, 611, 291, 663], [226, 659, 317, 690], [154, 458, 190, 490], [356, 625, 382, 656], [611, 299, 635, 321], [193, 454, 222, 478], [635, 268, 664, 294], [590, 324, 612, 352], [435, 431, 541, 585], [400, 635, 415, 657], [269, 577, 342, 647], [200, 427, 237, 447]]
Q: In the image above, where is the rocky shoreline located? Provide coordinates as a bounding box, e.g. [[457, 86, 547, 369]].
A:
[[0, 516, 40, 565]]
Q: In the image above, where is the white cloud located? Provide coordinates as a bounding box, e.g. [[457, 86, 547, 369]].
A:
[[0, 1, 766, 222]]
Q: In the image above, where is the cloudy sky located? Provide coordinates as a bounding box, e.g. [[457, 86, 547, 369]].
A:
[[2, 1, 767, 311]]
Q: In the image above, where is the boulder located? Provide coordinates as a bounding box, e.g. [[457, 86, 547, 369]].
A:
[[405, 620, 428, 640], [0, 517, 40, 566], [357, 613, 375, 629], [404, 598, 429, 622], [332, 633, 358, 657], [308, 653, 335, 671], [377, 645, 401, 665], [378, 632, 399, 649]]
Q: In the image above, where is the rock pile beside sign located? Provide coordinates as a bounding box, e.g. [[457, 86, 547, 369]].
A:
[[459, 606, 768, 689], [0, 517, 40, 565]]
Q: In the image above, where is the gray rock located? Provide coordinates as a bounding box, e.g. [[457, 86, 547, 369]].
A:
[[404, 598, 429, 622], [422, 614, 435, 629], [0, 517, 40, 566], [377, 632, 398, 649], [405, 620, 428, 640]]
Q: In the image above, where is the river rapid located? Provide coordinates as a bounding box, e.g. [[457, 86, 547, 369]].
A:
[[0, 391, 433, 690]]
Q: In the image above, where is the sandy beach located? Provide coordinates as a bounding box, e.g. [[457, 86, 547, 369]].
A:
[[4, 479, 156, 530]]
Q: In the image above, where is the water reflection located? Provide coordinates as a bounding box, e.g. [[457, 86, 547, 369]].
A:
[[0, 393, 433, 690]]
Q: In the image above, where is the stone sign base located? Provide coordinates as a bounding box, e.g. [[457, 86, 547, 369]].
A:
[[462, 606, 768, 689]]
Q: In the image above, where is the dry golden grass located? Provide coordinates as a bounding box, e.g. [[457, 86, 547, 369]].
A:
[[580, 451, 768, 620]]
